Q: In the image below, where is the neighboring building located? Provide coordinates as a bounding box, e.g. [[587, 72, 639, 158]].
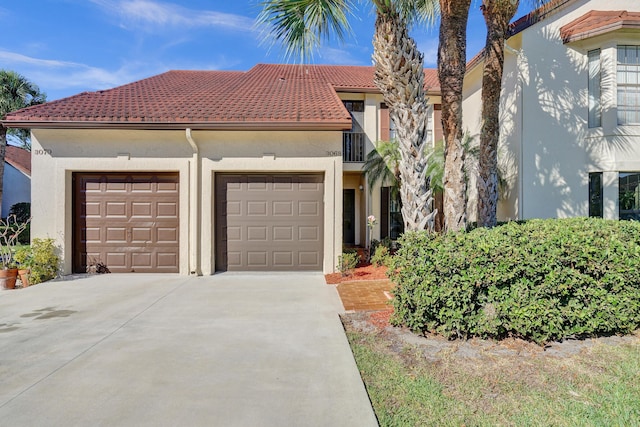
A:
[[2, 145, 31, 218], [462, 0, 640, 222], [3, 65, 441, 275]]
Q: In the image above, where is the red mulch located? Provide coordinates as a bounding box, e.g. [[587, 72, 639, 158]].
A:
[[369, 309, 394, 329], [325, 264, 389, 284]]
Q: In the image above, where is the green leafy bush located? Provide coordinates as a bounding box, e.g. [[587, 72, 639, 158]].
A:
[[371, 236, 394, 254], [9, 202, 30, 223], [8, 203, 30, 244], [389, 218, 640, 344], [14, 238, 61, 285], [337, 252, 359, 277], [371, 245, 391, 267]]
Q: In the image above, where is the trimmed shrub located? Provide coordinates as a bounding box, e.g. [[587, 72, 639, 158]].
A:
[[371, 245, 391, 267], [371, 237, 394, 254], [337, 252, 359, 277], [389, 218, 640, 344]]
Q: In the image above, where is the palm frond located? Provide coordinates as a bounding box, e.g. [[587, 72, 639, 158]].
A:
[[363, 139, 401, 193], [394, 0, 439, 27], [0, 69, 46, 119], [425, 141, 444, 193], [257, 0, 355, 62]]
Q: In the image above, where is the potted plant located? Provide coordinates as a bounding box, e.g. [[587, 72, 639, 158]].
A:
[[25, 238, 61, 285], [0, 215, 30, 290], [14, 245, 33, 288]]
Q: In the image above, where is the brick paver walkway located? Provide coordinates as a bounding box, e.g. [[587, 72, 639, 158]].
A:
[[336, 280, 394, 311]]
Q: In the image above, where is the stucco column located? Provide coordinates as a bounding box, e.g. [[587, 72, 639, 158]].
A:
[[602, 171, 619, 220]]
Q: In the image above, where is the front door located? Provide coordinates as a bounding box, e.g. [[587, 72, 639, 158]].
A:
[[343, 189, 355, 245]]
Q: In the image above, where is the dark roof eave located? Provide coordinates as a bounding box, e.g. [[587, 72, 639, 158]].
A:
[[2, 120, 353, 132], [332, 86, 441, 96], [333, 86, 379, 93]]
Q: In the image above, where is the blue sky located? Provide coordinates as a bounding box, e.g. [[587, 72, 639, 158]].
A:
[[1, 1, 535, 101]]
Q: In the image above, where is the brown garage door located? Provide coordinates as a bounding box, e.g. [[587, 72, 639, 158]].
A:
[[73, 173, 179, 273], [215, 174, 324, 271]]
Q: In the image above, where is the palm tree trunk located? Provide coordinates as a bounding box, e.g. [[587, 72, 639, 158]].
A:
[[372, 5, 436, 232], [438, 0, 471, 232], [477, 0, 519, 228]]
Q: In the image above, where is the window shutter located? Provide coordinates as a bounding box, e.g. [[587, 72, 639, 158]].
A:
[[434, 104, 444, 144], [380, 103, 390, 141], [381, 187, 389, 239]]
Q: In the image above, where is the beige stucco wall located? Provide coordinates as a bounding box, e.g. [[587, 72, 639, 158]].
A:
[[463, 0, 640, 221], [31, 128, 343, 276], [194, 130, 343, 275], [338, 92, 386, 243]]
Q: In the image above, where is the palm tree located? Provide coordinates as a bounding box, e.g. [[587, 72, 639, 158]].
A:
[[0, 70, 46, 210], [258, 0, 439, 231], [365, 133, 480, 232], [477, 0, 519, 228], [372, 1, 437, 231], [366, 137, 520, 233], [438, 0, 472, 232], [363, 139, 401, 195]]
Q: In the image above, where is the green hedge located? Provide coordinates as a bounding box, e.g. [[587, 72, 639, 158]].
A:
[[389, 218, 640, 344]]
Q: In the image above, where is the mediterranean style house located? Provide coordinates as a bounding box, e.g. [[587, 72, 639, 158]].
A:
[[2, 145, 31, 217], [3, 64, 441, 275], [3, 0, 639, 275]]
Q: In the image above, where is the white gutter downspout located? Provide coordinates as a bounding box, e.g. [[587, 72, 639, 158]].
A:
[[186, 128, 202, 275]]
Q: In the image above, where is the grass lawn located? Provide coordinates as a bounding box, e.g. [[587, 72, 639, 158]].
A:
[[343, 314, 640, 427]]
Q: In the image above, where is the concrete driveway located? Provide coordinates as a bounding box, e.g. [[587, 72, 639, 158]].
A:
[[0, 273, 378, 426]]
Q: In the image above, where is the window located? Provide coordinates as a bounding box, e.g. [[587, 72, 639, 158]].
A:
[[389, 115, 397, 141], [619, 172, 640, 220], [588, 172, 603, 218], [380, 187, 404, 240], [588, 49, 602, 128], [343, 100, 364, 114], [343, 101, 365, 162], [617, 46, 640, 125]]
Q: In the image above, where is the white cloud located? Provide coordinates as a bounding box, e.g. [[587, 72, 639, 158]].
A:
[[0, 49, 148, 98], [0, 50, 82, 69], [90, 0, 255, 32], [317, 46, 371, 66], [0, 49, 244, 100]]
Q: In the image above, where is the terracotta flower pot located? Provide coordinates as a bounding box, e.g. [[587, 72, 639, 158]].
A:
[[0, 268, 19, 290], [18, 269, 30, 288]]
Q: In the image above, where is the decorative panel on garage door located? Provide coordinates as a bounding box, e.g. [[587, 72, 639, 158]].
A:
[[73, 173, 179, 273], [215, 174, 324, 271]]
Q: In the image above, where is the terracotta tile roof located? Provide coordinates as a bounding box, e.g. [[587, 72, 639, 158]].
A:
[[313, 65, 440, 94], [3, 64, 439, 130], [5, 145, 31, 177], [560, 10, 640, 43]]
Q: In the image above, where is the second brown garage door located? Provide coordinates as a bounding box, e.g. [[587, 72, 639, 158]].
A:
[[73, 173, 180, 273], [215, 174, 324, 271]]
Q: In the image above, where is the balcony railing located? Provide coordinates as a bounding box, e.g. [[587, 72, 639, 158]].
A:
[[343, 132, 365, 162]]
